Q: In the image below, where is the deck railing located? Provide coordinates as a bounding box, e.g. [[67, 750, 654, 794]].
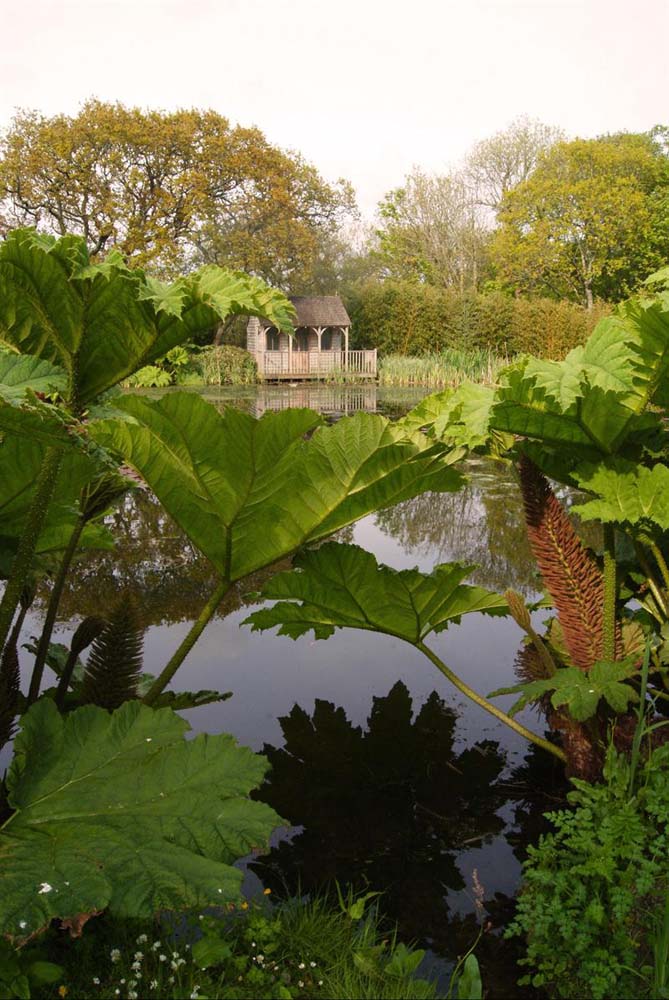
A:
[[256, 349, 377, 379]]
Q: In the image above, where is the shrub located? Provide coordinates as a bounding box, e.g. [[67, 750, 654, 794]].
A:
[[510, 743, 669, 999], [346, 280, 608, 360], [197, 345, 258, 385]]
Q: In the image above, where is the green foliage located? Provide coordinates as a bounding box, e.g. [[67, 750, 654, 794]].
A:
[[0, 939, 62, 1000], [490, 660, 639, 722], [33, 895, 441, 1000], [378, 348, 508, 388], [510, 742, 669, 998], [244, 542, 508, 644], [244, 542, 564, 760], [0, 699, 280, 940], [90, 396, 464, 584], [573, 458, 669, 530], [347, 279, 605, 359], [0, 229, 294, 411], [0, 100, 355, 287], [197, 344, 258, 385], [492, 134, 669, 306]]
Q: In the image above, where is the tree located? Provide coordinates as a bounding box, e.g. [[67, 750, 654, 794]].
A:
[[466, 115, 565, 212], [491, 133, 669, 307], [0, 100, 355, 286], [374, 168, 489, 290]]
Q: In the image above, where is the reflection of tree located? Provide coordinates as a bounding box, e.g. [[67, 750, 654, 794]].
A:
[[375, 463, 538, 595], [38, 493, 219, 626], [251, 682, 507, 946]]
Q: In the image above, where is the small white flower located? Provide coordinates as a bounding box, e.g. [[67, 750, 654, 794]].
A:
[[150, 981, 158, 990], [146, 737, 152, 742], [190, 991, 200, 1000], [92, 978, 100, 985], [19, 920, 27, 930], [310, 961, 317, 967], [110, 948, 121, 963], [134, 951, 144, 960], [128, 992, 138, 1000], [37, 882, 53, 894], [251, 941, 256, 947], [168, 976, 175, 984], [152, 940, 161, 950], [137, 934, 148, 944], [159, 954, 167, 962], [132, 961, 142, 971], [298, 981, 305, 988], [318, 980, 323, 987], [120, 979, 126, 985], [170, 960, 178, 971], [298, 962, 306, 969], [129, 980, 137, 988], [173, 951, 180, 959]]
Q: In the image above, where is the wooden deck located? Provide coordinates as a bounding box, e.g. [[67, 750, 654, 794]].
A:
[[256, 349, 377, 381]]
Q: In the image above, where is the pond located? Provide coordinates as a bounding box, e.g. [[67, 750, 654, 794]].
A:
[[26, 384, 567, 996]]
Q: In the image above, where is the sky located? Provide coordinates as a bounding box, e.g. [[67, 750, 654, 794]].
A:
[[2, 0, 668, 217]]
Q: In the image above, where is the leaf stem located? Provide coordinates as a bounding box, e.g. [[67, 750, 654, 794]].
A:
[[602, 525, 617, 661], [142, 578, 231, 706], [416, 640, 566, 763], [28, 516, 85, 704], [650, 541, 669, 594], [0, 448, 63, 656]]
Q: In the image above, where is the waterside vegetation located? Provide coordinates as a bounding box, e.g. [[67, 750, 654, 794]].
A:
[[3, 225, 669, 998]]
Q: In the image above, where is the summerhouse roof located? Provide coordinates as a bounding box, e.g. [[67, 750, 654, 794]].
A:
[[261, 295, 350, 328]]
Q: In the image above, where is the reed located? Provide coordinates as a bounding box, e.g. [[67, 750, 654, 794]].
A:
[[377, 347, 511, 387]]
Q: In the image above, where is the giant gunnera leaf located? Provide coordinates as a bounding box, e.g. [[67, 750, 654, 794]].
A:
[[243, 542, 508, 643], [0, 700, 280, 940], [0, 230, 295, 409], [90, 394, 464, 582]]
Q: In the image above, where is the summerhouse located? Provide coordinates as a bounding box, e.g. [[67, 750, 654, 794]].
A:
[[246, 295, 377, 381]]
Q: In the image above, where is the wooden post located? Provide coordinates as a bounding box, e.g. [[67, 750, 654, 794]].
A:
[[287, 328, 292, 377], [316, 327, 323, 378], [344, 326, 349, 372]]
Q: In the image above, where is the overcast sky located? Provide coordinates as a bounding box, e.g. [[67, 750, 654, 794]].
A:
[[2, 0, 667, 216]]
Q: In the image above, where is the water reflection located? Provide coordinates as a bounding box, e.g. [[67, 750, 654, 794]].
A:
[[252, 682, 505, 935], [375, 461, 537, 595], [142, 383, 428, 420], [251, 681, 561, 999]]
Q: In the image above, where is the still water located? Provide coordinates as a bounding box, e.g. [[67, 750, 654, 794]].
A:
[[30, 384, 566, 995]]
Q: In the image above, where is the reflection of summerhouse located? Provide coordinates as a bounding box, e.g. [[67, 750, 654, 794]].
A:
[[246, 295, 377, 381]]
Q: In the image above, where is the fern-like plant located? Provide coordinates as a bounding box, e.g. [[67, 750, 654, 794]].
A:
[[80, 598, 144, 710]]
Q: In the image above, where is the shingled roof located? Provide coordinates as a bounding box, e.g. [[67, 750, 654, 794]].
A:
[[261, 295, 350, 328]]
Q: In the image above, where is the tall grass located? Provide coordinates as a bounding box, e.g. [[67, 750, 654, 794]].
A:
[[378, 348, 511, 388]]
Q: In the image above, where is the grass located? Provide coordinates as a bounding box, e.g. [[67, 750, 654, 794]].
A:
[[30, 893, 448, 1000], [377, 348, 511, 388]]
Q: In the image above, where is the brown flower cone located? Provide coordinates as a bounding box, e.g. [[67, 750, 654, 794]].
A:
[[519, 455, 604, 671]]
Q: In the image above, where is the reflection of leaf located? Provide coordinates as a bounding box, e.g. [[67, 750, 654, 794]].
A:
[[91, 395, 464, 581], [0, 700, 280, 938], [244, 542, 507, 643], [490, 661, 638, 722]]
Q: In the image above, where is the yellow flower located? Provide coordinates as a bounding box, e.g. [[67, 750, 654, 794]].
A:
[[241, 901, 249, 910], [58, 988, 68, 999], [263, 888, 272, 895]]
